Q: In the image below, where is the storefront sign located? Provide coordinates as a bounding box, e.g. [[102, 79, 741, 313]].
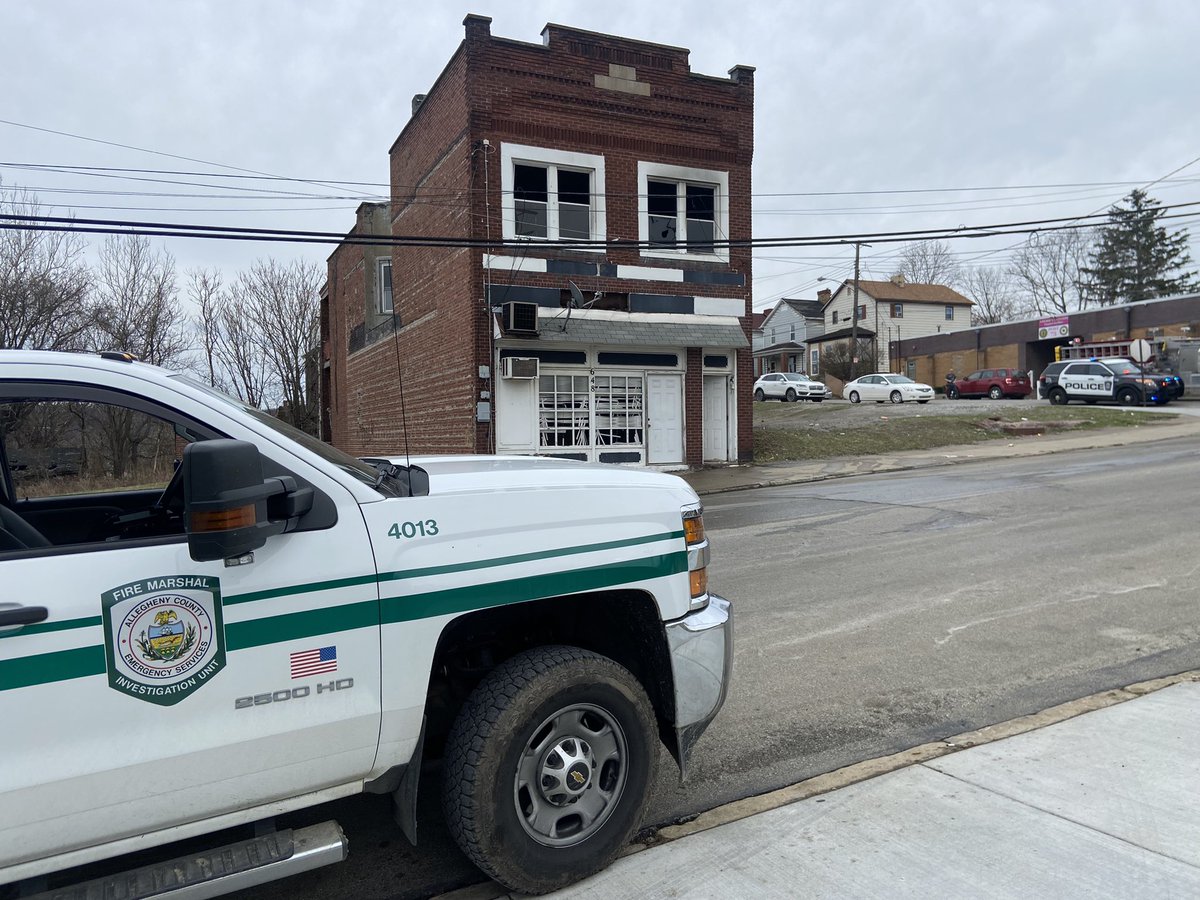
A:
[[1038, 316, 1070, 339]]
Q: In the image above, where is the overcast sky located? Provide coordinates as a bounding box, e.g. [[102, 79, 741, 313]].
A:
[[4, 1, 1198, 312]]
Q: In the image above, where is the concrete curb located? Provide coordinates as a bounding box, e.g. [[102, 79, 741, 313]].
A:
[[644, 669, 1200, 844]]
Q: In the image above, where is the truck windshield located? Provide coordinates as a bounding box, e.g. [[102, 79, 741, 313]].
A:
[[169, 374, 387, 492]]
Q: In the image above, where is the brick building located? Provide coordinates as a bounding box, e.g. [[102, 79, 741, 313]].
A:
[[322, 15, 755, 467], [891, 292, 1200, 388]]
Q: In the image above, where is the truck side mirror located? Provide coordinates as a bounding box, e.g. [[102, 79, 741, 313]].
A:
[[182, 440, 301, 562]]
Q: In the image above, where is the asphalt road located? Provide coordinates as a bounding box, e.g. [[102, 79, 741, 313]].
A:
[[242, 436, 1200, 899]]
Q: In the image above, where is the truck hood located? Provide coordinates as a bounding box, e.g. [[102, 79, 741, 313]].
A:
[[363, 454, 700, 503]]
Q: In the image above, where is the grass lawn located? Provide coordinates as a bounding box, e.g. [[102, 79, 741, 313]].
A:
[[752, 404, 1174, 462]]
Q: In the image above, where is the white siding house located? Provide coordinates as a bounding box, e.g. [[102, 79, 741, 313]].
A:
[[821, 277, 972, 371]]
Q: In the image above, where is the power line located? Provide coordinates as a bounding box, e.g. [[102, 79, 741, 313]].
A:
[[8, 160, 1200, 217], [33, 209, 1200, 252], [13, 204, 1200, 251], [0, 118, 381, 203], [7, 158, 1199, 200], [0, 161, 392, 188], [951, 153, 1200, 269]]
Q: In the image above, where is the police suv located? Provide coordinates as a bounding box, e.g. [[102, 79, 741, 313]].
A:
[[0, 350, 732, 897], [1038, 358, 1171, 406]]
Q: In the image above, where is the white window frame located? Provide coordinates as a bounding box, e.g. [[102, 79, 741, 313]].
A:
[[376, 258, 393, 314], [501, 144, 606, 249], [637, 161, 729, 263], [945, 305, 955, 321]]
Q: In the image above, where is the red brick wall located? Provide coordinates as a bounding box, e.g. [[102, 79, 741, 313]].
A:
[[684, 348, 703, 466], [329, 15, 755, 461]]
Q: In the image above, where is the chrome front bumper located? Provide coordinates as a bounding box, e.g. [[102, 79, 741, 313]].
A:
[[665, 594, 733, 779]]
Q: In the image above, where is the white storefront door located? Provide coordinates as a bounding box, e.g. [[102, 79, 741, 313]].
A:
[[702, 375, 729, 462], [646, 374, 683, 464]]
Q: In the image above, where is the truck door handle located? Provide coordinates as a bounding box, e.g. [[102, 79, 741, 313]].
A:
[[0, 605, 49, 627]]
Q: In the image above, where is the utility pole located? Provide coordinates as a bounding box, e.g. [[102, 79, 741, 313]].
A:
[[849, 241, 862, 380]]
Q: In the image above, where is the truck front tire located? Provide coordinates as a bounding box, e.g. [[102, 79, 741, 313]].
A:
[[442, 646, 657, 895]]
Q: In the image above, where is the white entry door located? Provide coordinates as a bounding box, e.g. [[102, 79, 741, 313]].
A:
[[646, 374, 683, 464], [702, 375, 729, 462]]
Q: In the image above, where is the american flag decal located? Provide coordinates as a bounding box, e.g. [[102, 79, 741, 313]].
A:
[[290, 646, 337, 679]]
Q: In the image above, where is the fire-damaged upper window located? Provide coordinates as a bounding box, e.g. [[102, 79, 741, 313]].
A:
[[502, 144, 606, 248], [638, 161, 729, 262], [647, 180, 715, 253], [514, 165, 591, 241]]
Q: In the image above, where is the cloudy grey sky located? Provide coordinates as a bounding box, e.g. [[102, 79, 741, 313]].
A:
[[4, 1, 1198, 311]]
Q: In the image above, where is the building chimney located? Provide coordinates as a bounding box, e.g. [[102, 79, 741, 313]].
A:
[[411, 94, 427, 116], [818, 289, 832, 305], [463, 13, 492, 41]]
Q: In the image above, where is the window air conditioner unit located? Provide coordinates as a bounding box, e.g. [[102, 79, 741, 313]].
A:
[[501, 357, 539, 379], [503, 301, 540, 335]]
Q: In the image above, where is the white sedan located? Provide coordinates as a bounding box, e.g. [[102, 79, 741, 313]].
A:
[[753, 372, 826, 402], [842, 373, 934, 404]]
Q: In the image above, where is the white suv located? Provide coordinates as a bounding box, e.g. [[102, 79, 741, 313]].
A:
[[753, 372, 826, 402]]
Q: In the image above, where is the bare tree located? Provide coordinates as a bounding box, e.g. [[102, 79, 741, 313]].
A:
[[0, 187, 92, 350], [820, 340, 877, 382], [189, 268, 224, 387], [961, 265, 1021, 325], [91, 234, 187, 366], [1008, 229, 1093, 315], [894, 239, 959, 286], [227, 259, 321, 432], [89, 235, 187, 477], [218, 291, 270, 408]]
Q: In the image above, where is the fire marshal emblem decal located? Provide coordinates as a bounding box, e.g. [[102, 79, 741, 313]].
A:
[[102, 576, 226, 706]]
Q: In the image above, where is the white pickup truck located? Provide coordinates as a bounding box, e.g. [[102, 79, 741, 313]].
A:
[[0, 350, 732, 897]]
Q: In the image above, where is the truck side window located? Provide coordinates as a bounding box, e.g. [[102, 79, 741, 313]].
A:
[[1, 390, 211, 554]]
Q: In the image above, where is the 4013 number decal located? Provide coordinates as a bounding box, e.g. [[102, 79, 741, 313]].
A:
[[388, 519, 439, 539]]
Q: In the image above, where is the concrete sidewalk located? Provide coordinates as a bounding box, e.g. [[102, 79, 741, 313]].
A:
[[677, 415, 1200, 496], [549, 675, 1200, 899]]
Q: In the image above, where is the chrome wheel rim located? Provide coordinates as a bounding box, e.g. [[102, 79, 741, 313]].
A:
[[513, 702, 629, 848]]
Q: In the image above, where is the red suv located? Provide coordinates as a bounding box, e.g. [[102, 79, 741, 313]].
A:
[[948, 368, 1032, 399]]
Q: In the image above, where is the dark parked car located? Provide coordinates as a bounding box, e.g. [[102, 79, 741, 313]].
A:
[[947, 368, 1032, 399]]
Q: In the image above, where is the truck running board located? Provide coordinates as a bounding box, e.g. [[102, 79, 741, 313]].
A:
[[30, 821, 347, 900]]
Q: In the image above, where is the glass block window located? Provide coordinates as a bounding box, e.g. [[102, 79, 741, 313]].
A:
[[593, 375, 643, 446], [538, 374, 590, 447]]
